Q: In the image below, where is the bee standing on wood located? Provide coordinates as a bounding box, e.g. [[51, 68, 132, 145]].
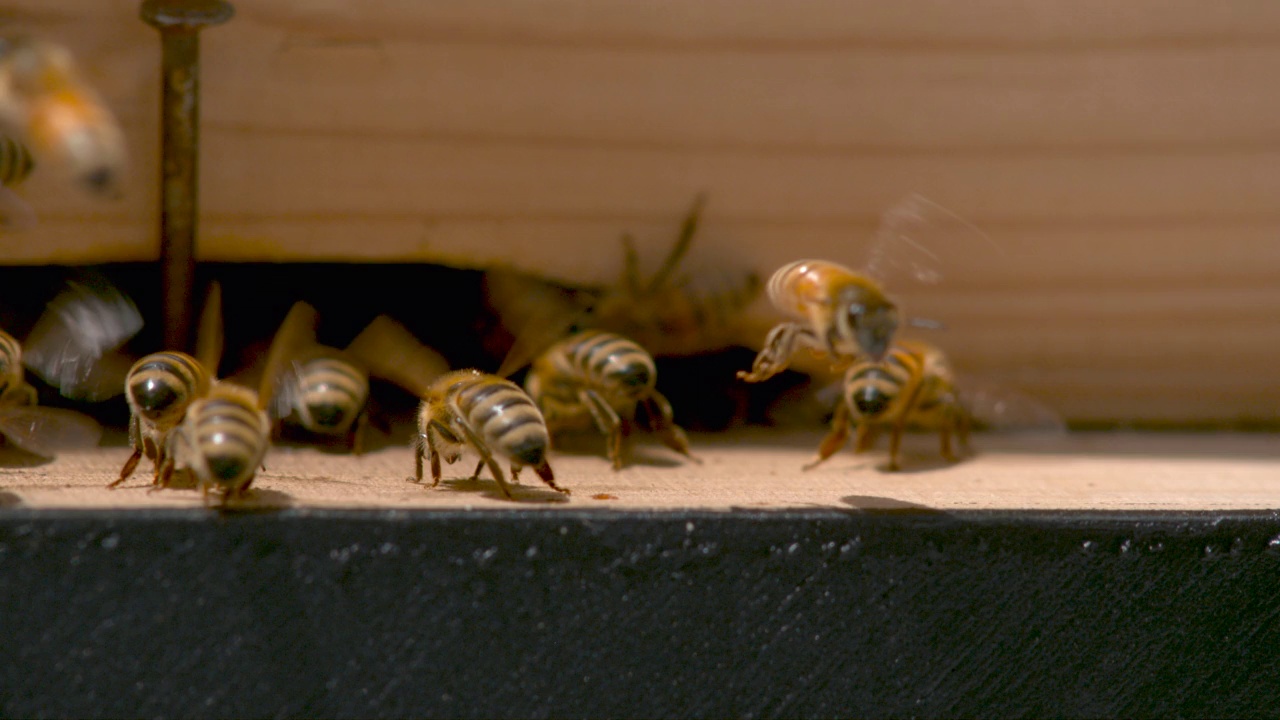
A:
[[525, 330, 696, 470], [112, 283, 222, 487], [0, 328, 101, 460], [805, 340, 970, 472], [414, 369, 568, 500], [153, 284, 298, 506]]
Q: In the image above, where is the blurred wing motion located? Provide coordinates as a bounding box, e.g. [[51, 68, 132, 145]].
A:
[[863, 194, 1002, 330], [22, 273, 143, 401], [956, 373, 1067, 435], [255, 301, 319, 410], [485, 268, 590, 378], [0, 406, 102, 457], [344, 314, 449, 399], [195, 280, 224, 375]]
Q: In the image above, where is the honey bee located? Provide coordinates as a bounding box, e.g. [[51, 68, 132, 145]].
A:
[[414, 369, 568, 500], [157, 381, 272, 505], [0, 328, 102, 460], [804, 340, 970, 472], [524, 330, 696, 469], [259, 302, 370, 451], [489, 193, 762, 376], [112, 282, 222, 487], [0, 35, 126, 197], [257, 305, 450, 451], [738, 194, 990, 383]]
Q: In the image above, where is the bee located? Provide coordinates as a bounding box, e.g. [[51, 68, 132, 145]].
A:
[[0, 35, 126, 197], [738, 194, 991, 383], [257, 305, 451, 452], [804, 340, 970, 472], [110, 282, 225, 490], [158, 381, 272, 505], [489, 193, 763, 376], [414, 369, 568, 500], [524, 330, 696, 469], [112, 350, 212, 486], [0, 328, 102, 460]]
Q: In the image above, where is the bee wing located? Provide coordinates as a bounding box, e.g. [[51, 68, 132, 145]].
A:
[[22, 271, 143, 401], [0, 185, 36, 231], [484, 268, 591, 377], [195, 280, 224, 375], [862, 195, 1002, 328], [344, 315, 448, 399], [956, 373, 1067, 435], [256, 301, 319, 411], [0, 406, 102, 457]]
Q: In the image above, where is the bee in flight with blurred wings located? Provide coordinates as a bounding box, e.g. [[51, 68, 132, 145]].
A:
[[0, 35, 127, 228], [737, 193, 994, 383]]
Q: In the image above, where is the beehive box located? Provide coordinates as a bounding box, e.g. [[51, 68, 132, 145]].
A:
[[2, 2, 1280, 716]]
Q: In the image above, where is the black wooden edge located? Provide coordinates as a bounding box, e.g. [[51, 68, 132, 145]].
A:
[[4, 506, 1280, 718]]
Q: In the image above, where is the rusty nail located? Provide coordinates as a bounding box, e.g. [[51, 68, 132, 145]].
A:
[[140, 0, 234, 353]]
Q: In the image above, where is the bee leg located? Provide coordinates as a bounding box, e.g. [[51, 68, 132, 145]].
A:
[[469, 460, 486, 481], [579, 389, 624, 470], [853, 423, 879, 453], [451, 421, 514, 499], [939, 426, 958, 463], [737, 323, 811, 383], [425, 427, 443, 486], [641, 391, 699, 464], [531, 460, 569, 496], [409, 435, 424, 484], [111, 448, 143, 489], [804, 402, 851, 471], [620, 232, 644, 296], [885, 421, 906, 472], [350, 410, 369, 456]]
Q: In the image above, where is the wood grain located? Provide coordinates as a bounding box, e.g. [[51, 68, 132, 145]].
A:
[[1, 0, 1279, 424]]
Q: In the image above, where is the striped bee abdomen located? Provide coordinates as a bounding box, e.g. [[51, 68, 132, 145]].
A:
[[845, 348, 919, 420], [126, 351, 209, 425], [0, 135, 34, 188], [189, 391, 268, 487], [563, 330, 655, 398], [294, 356, 369, 433], [0, 329, 22, 392], [454, 375, 549, 466]]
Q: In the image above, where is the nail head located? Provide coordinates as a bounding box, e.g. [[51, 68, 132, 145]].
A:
[[140, 0, 234, 30]]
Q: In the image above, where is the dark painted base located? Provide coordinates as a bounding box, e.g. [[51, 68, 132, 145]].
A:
[[3, 508, 1279, 718]]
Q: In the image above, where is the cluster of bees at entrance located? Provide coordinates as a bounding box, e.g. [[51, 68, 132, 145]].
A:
[[0, 37, 1057, 505]]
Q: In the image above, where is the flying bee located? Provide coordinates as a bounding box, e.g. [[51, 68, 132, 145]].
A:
[[111, 282, 222, 487], [0, 328, 102, 460], [737, 194, 992, 383], [524, 330, 696, 470], [804, 340, 970, 472], [489, 193, 763, 377], [414, 369, 568, 500], [0, 34, 126, 198], [256, 304, 450, 452]]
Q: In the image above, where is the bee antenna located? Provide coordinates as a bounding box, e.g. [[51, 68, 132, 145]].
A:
[[645, 192, 708, 294]]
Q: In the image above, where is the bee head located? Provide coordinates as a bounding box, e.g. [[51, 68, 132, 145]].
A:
[[835, 287, 899, 362]]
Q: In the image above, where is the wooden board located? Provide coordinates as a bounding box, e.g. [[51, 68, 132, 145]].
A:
[[1, 1, 1279, 424], [3, 431, 1278, 511]]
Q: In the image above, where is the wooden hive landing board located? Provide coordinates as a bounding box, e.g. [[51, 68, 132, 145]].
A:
[[1, 431, 1277, 512]]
